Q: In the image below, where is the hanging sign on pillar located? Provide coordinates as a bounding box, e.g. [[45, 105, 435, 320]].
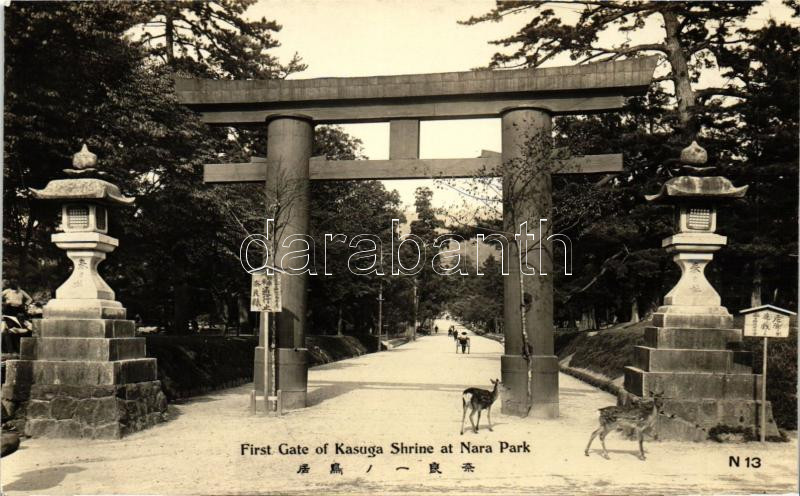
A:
[[251, 271, 282, 312]]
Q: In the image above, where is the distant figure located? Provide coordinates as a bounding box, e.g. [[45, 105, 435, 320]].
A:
[[2, 280, 32, 319], [434, 325, 439, 334], [457, 332, 470, 354]]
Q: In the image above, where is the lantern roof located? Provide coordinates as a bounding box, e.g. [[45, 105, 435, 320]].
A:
[[647, 141, 748, 203], [645, 175, 748, 204], [30, 178, 135, 206]]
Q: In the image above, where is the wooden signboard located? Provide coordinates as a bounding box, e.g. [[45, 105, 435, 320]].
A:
[[742, 306, 792, 338], [250, 272, 281, 312], [740, 304, 796, 442]]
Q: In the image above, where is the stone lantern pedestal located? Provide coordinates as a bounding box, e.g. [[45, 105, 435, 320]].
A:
[[2, 147, 167, 438], [623, 143, 778, 440]]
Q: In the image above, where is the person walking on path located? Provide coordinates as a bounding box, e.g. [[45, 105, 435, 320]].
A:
[[457, 332, 470, 354]]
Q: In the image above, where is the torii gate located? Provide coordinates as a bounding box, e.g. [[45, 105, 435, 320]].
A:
[[175, 56, 657, 417]]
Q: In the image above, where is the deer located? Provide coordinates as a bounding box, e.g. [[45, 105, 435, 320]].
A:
[[460, 379, 500, 435], [584, 391, 665, 461]]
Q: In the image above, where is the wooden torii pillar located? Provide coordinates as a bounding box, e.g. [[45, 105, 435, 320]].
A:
[[175, 57, 657, 417]]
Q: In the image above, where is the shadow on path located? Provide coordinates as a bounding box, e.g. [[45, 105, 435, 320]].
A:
[[3, 465, 85, 492], [308, 379, 462, 406]]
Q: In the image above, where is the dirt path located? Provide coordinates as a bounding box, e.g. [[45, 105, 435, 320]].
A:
[[2, 320, 797, 495]]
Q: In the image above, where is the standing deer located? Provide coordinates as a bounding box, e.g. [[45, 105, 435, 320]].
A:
[[584, 391, 665, 460], [460, 379, 500, 435]]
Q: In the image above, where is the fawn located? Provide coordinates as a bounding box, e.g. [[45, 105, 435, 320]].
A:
[[584, 391, 665, 460], [460, 379, 500, 435]]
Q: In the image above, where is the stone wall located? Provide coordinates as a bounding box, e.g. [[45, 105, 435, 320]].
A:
[[22, 382, 166, 438]]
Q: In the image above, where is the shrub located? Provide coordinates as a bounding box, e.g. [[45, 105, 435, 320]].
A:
[[567, 327, 645, 378], [739, 326, 797, 430]]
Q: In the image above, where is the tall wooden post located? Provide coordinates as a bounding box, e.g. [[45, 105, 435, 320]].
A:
[[266, 114, 313, 411], [500, 107, 558, 418], [761, 336, 768, 442]]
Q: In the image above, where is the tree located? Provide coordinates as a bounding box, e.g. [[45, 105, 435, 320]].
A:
[[3, 2, 311, 335], [404, 187, 457, 327], [4, 2, 211, 303], [306, 126, 407, 335], [461, 1, 759, 140], [458, 2, 798, 326], [130, 0, 305, 79], [449, 255, 504, 333], [710, 22, 800, 308]]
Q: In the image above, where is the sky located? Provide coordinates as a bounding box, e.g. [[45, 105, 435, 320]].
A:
[[248, 0, 796, 212]]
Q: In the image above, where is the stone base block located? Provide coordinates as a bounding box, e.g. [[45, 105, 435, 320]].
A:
[[653, 399, 779, 441], [644, 327, 742, 350], [653, 311, 733, 329], [34, 318, 135, 338], [500, 354, 558, 418], [4, 358, 157, 386], [20, 337, 145, 361], [21, 381, 167, 438], [43, 299, 126, 320], [633, 346, 752, 373], [654, 413, 709, 442], [254, 347, 308, 411], [530, 355, 558, 418], [279, 390, 307, 411], [661, 398, 778, 433], [624, 366, 761, 400], [500, 354, 528, 416]]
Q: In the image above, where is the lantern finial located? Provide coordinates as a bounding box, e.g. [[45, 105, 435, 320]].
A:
[[72, 144, 97, 169], [680, 140, 707, 165]]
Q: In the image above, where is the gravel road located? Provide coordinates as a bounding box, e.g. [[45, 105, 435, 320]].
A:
[[2, 319, 796, 495]]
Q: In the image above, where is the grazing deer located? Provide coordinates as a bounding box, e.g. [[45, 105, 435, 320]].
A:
[[584, 391, 665, 460], [460, 379, 500, 435]]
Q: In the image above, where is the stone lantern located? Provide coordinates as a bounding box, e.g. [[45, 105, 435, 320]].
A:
[[2, 145, 167, 439], [34, 151, 134, 319], [645, 145, 747, 330], [623, 141, 778, 440]]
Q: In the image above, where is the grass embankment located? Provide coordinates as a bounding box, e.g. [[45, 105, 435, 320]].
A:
[[555, 319, 797, 431], [146, 333, 391, 400]]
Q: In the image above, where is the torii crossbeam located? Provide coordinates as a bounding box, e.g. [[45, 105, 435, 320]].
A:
[[175, 56, 658, 417]]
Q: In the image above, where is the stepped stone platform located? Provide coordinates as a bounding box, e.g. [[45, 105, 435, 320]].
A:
[[2, 316, 167, 439], [623, 325, 778, 441]]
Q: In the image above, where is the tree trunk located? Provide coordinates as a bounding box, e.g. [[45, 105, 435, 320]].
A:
[[750, 263, 763, 307], [629, 297, 640, 324], [578, 308, 597, 331], [165, 12, 175, 67], [661, 7, 697, 140], [337, 306, 343, 336], [172, 281, 191, 335], [237, 293, 248, 336]]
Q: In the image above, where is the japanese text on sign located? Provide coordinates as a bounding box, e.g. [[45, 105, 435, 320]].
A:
[[743, 310, 790, 338], [251, 272, 281, 312]]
